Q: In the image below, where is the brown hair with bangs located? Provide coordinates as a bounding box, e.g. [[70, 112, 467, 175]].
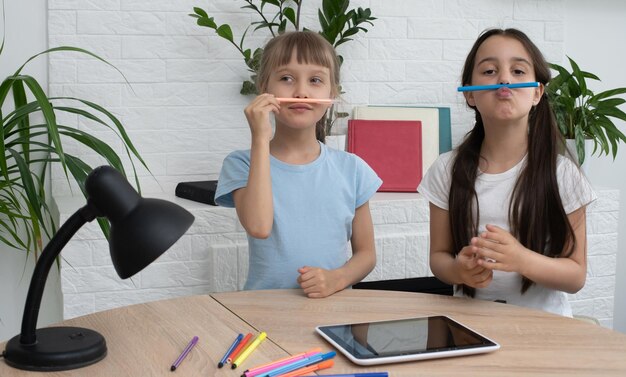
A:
[[256, 31, 341, 142]]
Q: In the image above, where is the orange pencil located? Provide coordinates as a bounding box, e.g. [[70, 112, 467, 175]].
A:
[[227, 332, 253, 365], [277, 359, 334, 377]]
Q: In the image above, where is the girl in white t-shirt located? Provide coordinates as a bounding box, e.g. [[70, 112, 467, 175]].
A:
[[418, 28, 596, 316]]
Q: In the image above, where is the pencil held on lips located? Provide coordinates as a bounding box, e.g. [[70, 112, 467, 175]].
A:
[[276, 98, 334, 104], [457, 82, 540, 92]]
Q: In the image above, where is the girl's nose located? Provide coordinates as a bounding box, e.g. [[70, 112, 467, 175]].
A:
[[498, 74, 511, 85], [293, 82, 309, 99]]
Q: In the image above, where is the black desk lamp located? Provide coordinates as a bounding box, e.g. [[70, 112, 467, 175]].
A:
[[2, 165, 195, 371]]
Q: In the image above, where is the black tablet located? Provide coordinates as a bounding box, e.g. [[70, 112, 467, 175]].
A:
[[315, 315, 500, 365]]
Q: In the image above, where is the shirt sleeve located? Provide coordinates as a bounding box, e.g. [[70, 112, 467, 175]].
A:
[[417, 152, 454, 210], [354, 155, 383, 208], [214, 150, 251, 207], [557, 156, 597, 214]]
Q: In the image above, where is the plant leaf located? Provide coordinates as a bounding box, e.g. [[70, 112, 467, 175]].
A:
[[216, 24, 234, 42], [283, 7, 296, 26], [192, 7, 208, 18], [592, 87, 626, 102], [568, 56, 587, 96], [574, 124, 586, 165], [197, 17, 217, 29], [11, 80, 30, 164], [18, 75, 65, 169], [7, 149, 45, 228]]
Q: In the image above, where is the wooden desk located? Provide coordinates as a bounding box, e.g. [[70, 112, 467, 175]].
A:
[[0, 294, 288, 377], [3, 289, 626, 376]]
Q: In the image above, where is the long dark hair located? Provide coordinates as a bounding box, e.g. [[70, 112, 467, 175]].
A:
[[451, 28, 574, 296], [256, 31, 340, 143]]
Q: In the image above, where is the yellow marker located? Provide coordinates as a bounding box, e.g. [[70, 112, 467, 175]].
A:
[[231, 331, 267, 369]]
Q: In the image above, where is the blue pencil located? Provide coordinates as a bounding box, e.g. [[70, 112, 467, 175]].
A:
[[457, 82, 540, 92], [262, 351, 336, 377], [218, 333, 243, 368]]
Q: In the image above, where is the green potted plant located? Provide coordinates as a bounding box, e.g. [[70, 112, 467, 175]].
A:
[[1, 45, 147, 257], [547, 56, 626, 165], [189, 0, 376, 137]]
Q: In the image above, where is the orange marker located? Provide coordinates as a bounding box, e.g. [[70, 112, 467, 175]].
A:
[[244, 347, 322, 377], [227, 333, 253, 365], [278, 359, 334, 377], [276, 98, 334, 104]]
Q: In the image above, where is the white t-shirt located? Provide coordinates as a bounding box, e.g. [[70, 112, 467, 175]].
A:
[[418, 151, 597, 316]]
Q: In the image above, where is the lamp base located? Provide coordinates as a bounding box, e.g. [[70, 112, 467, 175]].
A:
[[4, 327, 107, 371]]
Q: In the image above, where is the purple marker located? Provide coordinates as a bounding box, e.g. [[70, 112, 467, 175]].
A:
[[171, 336, 199, 371]]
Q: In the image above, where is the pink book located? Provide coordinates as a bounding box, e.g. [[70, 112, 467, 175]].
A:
[[348, 119, 422, 192]]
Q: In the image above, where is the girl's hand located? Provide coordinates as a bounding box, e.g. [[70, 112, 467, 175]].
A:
[[244, 93, 280, 142], [472, 224, 532, 273], [456, 246, 493, 288], [297, 266, 340, 298]]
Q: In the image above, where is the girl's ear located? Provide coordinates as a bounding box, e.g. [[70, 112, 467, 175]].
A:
[[533, 83, 545, 106], [464, 91, 476, 107]]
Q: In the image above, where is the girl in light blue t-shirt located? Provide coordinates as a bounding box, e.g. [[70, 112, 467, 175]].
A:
[[215, 31, 381, 298]]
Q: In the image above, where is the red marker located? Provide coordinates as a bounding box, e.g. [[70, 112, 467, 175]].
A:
[[227, 333, 253, 365]]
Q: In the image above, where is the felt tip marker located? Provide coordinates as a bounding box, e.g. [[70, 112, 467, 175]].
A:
[[218, 333, 243, 368], [243, 348, 322, 377], [232, 332, 267, 369], [228, 333, 254, 365], [276, 359, 334, 377], [262, 351, 336, 377], [276, 98, 334, 104], [170, 336, 198, 371], [457, 82, 540, 92], [315, 374, 389, 377]]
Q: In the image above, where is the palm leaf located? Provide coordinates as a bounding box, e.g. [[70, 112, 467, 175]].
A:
[[1, 45, 146, 255]]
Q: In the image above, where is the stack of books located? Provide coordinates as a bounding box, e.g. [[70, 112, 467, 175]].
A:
[[348, 106, 451, 192]]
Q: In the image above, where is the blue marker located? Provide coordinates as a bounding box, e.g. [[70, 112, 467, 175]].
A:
[[262, 351, 336, 377], [218, 333, 243, 368], [457, 82, 540, 92]]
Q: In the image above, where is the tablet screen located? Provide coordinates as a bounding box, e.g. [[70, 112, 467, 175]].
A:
[[316, 316, 499, 364]]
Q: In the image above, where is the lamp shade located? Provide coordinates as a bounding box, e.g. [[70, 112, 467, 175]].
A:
[[85, 166, 195, 279], [109, 198, 194, 278]]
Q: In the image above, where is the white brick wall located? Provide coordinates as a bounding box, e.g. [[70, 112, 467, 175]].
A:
[[54, 189, 618, 329], [47, 0, 565, 195], [48, 0, 617, 327]]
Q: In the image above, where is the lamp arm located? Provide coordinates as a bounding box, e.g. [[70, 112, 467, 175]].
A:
[[19, 204, 97, 345]]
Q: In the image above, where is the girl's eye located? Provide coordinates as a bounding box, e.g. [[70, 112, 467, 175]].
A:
[[482, 69, 496, 75], [280, 75, 294, 82], [513, 69, 526, 75], [311, 77, 323, 84]]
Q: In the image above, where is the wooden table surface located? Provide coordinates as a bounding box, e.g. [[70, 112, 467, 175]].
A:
[[2, 289, 626, 376], [213, 289, 626, 377], [0, 294, 288, 377]]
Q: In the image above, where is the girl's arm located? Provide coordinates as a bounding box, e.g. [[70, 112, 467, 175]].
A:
[[232, 94, 279, 239], [474, 206, 588, 293], [429, 203, 493, 288], [298, 202, 377, 298]]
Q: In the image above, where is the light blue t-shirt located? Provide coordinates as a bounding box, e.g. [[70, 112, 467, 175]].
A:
[[215, 142, 382, 290]]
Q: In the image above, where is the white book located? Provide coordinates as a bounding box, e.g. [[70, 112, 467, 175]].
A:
[[352, 106, 440, 179]]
